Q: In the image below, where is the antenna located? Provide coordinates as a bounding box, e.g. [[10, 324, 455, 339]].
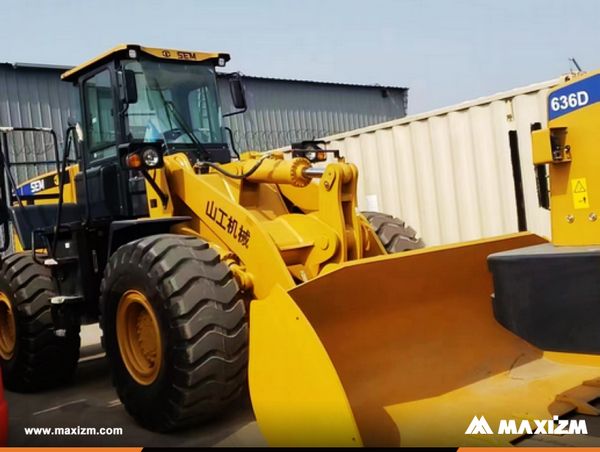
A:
[[569, 57, 582, 72]]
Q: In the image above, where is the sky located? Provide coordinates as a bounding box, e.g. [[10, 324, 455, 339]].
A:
[[1, 0, 600, 114]]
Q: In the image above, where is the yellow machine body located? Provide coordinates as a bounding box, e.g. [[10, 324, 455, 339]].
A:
[[11, 164, 80, 252], [156, 150, 600, 447], [532, 69, 600, 245]]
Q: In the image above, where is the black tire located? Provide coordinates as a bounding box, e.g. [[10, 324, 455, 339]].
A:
[[99, 234, 248, 432], [0, 253, 80, 392], [363, 211, 425, 253]]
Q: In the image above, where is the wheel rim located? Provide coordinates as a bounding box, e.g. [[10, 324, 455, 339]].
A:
[[116, 290, 162, 385], [0, 293, 16, 360]]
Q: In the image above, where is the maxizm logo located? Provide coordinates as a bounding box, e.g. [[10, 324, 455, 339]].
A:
[[466, 415, 587, 435]]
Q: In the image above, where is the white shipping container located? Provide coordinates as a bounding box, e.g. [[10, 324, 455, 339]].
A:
[[280, 77, 565, 247]]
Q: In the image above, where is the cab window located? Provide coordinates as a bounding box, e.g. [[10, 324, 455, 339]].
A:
[[83, 69, 117, 161]]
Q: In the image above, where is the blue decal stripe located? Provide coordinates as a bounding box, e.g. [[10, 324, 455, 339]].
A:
[[16, 185, 32, 196], [549, 74, 600, 120]]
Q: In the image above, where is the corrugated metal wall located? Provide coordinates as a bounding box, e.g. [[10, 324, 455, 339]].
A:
[[0, 64, 80, 184], [219, 76, 407, 152], [283, 79, 559, 247], [0, 64, 80, 134]]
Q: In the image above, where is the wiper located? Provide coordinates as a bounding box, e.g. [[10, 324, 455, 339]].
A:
[[164, 101, 211, 161], [149, 78, 211, 161]]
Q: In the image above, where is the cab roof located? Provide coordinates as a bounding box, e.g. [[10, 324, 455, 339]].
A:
[[61, 44, 230, 82]]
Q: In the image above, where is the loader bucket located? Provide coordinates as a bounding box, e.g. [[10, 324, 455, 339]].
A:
[[249, 232, 600, 447]]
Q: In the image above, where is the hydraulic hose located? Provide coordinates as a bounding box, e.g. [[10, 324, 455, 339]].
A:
[[196, 153, 272, 180]]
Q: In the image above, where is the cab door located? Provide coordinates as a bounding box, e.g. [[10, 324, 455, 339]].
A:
[[76, 65, 129, 220]]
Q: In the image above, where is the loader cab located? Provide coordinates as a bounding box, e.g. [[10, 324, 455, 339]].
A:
[[61, 44, 238, 220], [1, 45, 248, 314]]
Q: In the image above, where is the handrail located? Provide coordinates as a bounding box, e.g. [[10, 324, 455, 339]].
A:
[[0, 126, 68, 254]]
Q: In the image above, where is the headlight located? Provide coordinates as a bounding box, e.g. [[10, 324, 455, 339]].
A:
[[301, 150, 327, 163], [305, 150, 317, 162], [142, 148, 160, 167]]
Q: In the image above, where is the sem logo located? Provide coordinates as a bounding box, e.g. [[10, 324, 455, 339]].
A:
[[162, 50, 171, 57], [30, 179, 45, 193], [466, 415, 587, 435], [177, 51, 197, 60]]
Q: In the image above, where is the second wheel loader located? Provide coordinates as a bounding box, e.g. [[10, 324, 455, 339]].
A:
[[1, 44, 600, 448]]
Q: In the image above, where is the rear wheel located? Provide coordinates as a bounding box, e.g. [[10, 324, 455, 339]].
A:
[[0, 253, 80, 392], [363, 211, 424, 253], [100, 234, 248, 432]]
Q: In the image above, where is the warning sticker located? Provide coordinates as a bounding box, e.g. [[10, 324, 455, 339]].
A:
[[572, 178, 590, 209]]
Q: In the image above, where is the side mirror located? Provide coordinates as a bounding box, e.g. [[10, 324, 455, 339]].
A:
[[229, 74, 247, 110], [118, 69, 138, 105]]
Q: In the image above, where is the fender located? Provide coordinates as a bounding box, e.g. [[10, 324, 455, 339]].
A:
[[107, 216, 191, 256]]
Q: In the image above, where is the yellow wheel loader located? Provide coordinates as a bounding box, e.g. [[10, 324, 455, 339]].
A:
[[0, 44, 599, 447], [0, 46, 424, 430]]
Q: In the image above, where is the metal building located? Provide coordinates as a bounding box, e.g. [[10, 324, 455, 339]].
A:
[[0, 62, 407, 183], [218, 75, 408, 152], [0, 63, 80, 183]]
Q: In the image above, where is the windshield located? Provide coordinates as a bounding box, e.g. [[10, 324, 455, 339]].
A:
[[124, 59, 225, 145]]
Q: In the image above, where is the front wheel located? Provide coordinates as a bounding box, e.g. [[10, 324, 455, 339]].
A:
[[100, 235, 248, 432]]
